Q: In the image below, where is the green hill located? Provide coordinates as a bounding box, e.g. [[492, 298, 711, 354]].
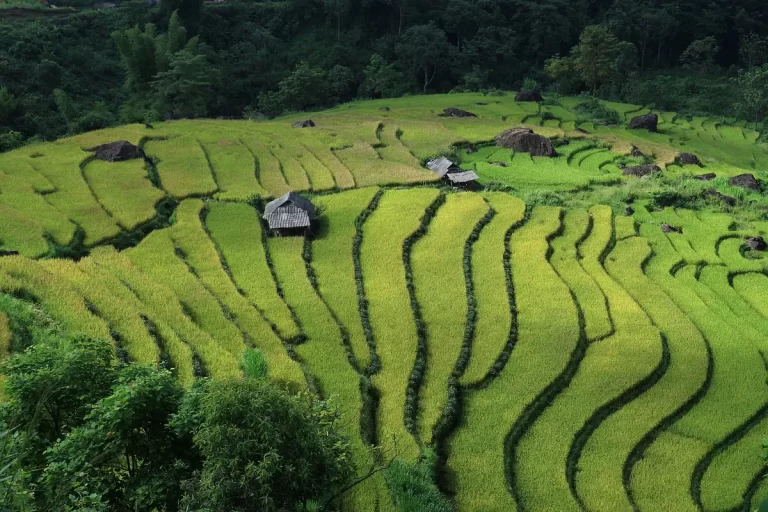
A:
[[2, 93, 768, 511]]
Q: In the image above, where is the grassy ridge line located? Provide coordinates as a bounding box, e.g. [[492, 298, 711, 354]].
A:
[[40, 258, 159, 365], [0, 202, 52, 258], [171, 199, 304, 388], [363, 188, 440, 460], [200, 139, 269, 200], [459, 193, 525, 386], [84, 247, 196, 385], [445, 206, 575, 512], [718, 237, 763, 272], [311, 188, 380, 372], [205, 201, 300, 340], [0, 311, 8, 359], [621, 223, 713, 512], [262, 136, 312, 191], [126, 229, 246, 359], [0, 153, 56, 193], [410, 192, 489, 444], [240, 137, 290, 197], [267, 236, 391, 512], [277, 136, 336, 191]]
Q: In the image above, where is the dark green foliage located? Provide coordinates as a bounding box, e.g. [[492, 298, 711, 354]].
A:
[[0, 424, 34, 512], [385, 449, 453, 512], [573, 99, 621, 125], [0, 336, 117, 464], [42, 365, 188, 512], [242, 348, 268, 380], [0, 293, 61, 354], [173, 378, 354, 512], [361, 54, 407, 99], [259, 62, 332, 117]]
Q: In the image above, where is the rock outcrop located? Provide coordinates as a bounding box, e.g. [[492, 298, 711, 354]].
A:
[[494, 128, 556, 157], [628, 113, 658, 132]]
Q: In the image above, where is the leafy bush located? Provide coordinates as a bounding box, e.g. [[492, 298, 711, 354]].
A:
[[385, 449, 453, 512], [242, 348, 269, 380], [573, 98, 621, 125]]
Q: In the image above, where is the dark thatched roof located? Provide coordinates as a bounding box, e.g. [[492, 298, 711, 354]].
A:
[[263, 192, 315, 229]]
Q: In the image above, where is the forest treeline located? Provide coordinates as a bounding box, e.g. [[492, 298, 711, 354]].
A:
[[0, 0, 767, 149]]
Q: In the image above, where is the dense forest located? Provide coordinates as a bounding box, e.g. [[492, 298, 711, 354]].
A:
[[0, 0, 767, 148]]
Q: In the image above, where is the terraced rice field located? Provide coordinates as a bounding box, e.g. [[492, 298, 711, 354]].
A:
[[2, 93, 768, 511]]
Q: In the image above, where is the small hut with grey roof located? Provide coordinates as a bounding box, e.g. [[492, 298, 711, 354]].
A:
[[426, 156, 478, 188], [262, 192, 315, 236]]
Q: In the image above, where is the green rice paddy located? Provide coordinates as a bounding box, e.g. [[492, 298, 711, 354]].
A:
[[1, 92, 768, 511]]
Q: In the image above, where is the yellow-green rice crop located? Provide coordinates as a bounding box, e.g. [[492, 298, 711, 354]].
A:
[[460, 193, 525, 385], [144, 137, 218, 198], [83, 158, 164, 230], [411, 192, 488, 443], [171, 199, 304, 388], [362, 188, 440, 460], [240, 137, 290, 197], [201, 139, 268, 200], [311, 188, 379, 370], [204, 201, 300, 340]]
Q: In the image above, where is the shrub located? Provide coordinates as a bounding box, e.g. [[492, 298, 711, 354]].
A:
[[573, 98, 621, 125], [242, 348, 269, 380], [385, 449, 453, 512]]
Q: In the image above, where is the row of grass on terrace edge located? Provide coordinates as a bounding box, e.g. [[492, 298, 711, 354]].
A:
[[628, 222, 767, 511], [266, 234, 393, 511], [409, 192, 489, 444], [362, 188, 440, 461]]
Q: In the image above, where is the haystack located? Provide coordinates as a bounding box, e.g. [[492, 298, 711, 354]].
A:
[[293, 119, 316, 128], [494, 128, 556, 157], [88, 140, 143, 162]]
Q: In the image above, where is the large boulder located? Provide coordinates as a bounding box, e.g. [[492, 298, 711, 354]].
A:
[[515, 90, 544, 102], [704, 189, 736, 207], [630, 145, 645, 158], [729, 173, 760, 191], [293, 119, 316, 128], [440, 107, 477, 118], [88, 140, 143, 162], [622, 164, 661, 177], [494, 128, 556, 157], [677, 152, 702, 166], [628, 113, 658, 132]]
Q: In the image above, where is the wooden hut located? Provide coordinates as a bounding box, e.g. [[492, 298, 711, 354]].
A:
[[426, 156, 478, 188], [262, 192, 315, 236]]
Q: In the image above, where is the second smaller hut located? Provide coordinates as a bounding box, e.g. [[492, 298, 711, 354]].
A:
[[262, 192, 315, 236], [426, 156, 478, 188]]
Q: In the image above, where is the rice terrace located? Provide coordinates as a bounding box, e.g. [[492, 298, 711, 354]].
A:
[[3, 91, 768, 511]]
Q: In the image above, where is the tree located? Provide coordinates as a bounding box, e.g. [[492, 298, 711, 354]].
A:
[[324, 0, 350, 43], [545, 55, 576, 97], [152, 48, 217, 119], [0, 336, 117, 453], [42, 365, 189, 512], [740, 33, 768, 70], [680, 36, 719, 73], [396, 24, 455, 93], [173, 379, 354, 512], [571, 25, 623, 96], [733, 65, 768, 130], [327, 64, 356, 103], [360, 54, 406, 98], [0, 88, 20, 127]]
